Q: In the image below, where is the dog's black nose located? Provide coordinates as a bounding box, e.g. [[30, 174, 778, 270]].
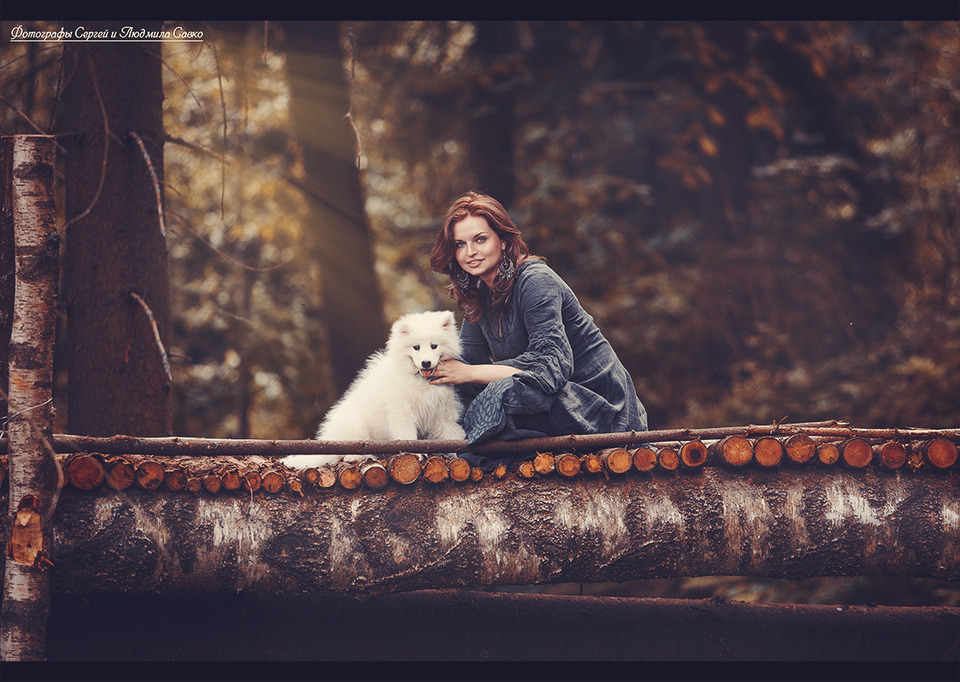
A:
[[421, 360, 433, 369]]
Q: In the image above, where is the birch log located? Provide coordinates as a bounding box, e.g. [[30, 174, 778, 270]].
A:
[[0, 467, 952, 595], [1, 136, 59, 661]]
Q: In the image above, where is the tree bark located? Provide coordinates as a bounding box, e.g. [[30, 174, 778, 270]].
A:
[[0, 139, 15, 424], [1, 467, 954, 595], [56, 24, 172, 436], [279, 21, 386, 397], [469, 21, 518, 208], [1, 135, 59, 661]]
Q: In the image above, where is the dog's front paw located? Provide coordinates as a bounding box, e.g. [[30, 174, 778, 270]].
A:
[[282, 454, 343, 469]]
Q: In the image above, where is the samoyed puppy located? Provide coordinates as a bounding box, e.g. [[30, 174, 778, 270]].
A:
[[283, 310, 466, 469]]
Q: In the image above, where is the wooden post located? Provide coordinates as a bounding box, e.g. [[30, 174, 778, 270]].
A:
[[1, 135, 59, 661]]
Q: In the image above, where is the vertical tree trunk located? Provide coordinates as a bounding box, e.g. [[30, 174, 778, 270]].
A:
[[0, 138, 15, 422], [56, 23, 172, 436], [0, 135, 59, 661], [280, 21, 386, 396]]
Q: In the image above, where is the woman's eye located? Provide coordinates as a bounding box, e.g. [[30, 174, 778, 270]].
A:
[[476, 236, 486, 243], [454, 242, 464, 249]]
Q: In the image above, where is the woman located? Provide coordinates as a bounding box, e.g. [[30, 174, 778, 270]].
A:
[[428, 191, 647, 468]]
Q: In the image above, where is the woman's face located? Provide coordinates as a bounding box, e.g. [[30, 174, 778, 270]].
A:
[[452, 215, 505, 288]]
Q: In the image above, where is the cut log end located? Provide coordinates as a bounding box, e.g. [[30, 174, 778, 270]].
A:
[[262, 470, 286, 494], [163, 468, 186, 492], [201, 473, 221, 494], [135, 460, 165, 490], [679, 441, 708, 469], [817, 442, 840, 466], [422, 456, 449, 484], [67, 454, 104, 490], [556, 453, 581, 478], [877, 441, 907, 470], [298, 467, 320, 486], [601, 447, 632, 474], [581, 452, 604, 474], [315, 467, 338, 489], [220, 468, 242, 491], [388, 453, 423, 485], [517, 460, 537, 479], [243, 469, 263, 492], [104, 457, 135, 490], [533, 451, 556, 476], [784, 433, 816, 465], [286, 475, 304, 496], [712, 435, 754, 467], [631, 447, 657, 473], [336, 464, 362, 490], [657, 447, 679, 472], [842, 438, 873, 468], [448, 457, 472, 483], [924, 438, 958, 469], [360, 461, 389, 490], [753, 437, 783, 468]]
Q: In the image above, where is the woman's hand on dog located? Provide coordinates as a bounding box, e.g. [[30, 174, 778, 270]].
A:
[[429, 359, 521, 386]]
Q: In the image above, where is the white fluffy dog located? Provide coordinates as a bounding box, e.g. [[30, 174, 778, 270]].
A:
[[283, 310, 465, 469]]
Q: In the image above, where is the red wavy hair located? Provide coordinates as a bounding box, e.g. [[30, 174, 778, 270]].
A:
[[430, 191, 542, 323]]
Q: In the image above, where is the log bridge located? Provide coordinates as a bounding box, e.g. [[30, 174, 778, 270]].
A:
[[0, 423, 957, 594]]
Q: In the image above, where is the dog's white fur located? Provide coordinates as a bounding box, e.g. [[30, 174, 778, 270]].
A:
[[283, 310, 465, 469]]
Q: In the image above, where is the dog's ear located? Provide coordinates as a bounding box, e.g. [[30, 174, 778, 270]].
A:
[[442, 310, 456, 328]]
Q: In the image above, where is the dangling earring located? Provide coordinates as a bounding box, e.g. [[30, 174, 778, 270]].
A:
[[497, 253, 515, 282], [454, 266, 471, 291]]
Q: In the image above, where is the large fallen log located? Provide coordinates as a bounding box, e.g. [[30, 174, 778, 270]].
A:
[[2, 466, 954, 595]]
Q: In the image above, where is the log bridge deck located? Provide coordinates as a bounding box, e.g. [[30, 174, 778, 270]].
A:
[[1, 423, 957, 595]]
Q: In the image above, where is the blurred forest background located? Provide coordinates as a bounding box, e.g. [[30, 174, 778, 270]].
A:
[[2, 19, 957, 439], [2, 19, 959, 608]]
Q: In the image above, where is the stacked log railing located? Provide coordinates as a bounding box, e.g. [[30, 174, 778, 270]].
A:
[[1, 421, 956, 496]]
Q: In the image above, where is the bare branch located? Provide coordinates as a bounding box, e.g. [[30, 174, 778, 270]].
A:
[[128, 132, 166, 237], [5, 421, 956, 458], [129, 291, 173, 383]]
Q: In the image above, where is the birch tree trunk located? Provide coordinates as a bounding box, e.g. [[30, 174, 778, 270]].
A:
[[0, 139, 14, 423], [0, 135, 59, 661]]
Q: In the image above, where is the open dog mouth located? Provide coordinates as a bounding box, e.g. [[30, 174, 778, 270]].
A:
[[419, 366, 438, 378]]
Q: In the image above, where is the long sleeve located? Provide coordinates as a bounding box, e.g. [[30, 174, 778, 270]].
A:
[[495, 271, 574, 396]]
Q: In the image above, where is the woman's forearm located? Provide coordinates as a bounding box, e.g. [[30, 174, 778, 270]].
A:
[[430, 359, 521, 386], [465, 363, 522, 384]]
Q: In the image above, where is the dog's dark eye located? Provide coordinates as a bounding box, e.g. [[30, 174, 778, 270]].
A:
[[413, 345, 420, 351], [431, 344, 438, 349]]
